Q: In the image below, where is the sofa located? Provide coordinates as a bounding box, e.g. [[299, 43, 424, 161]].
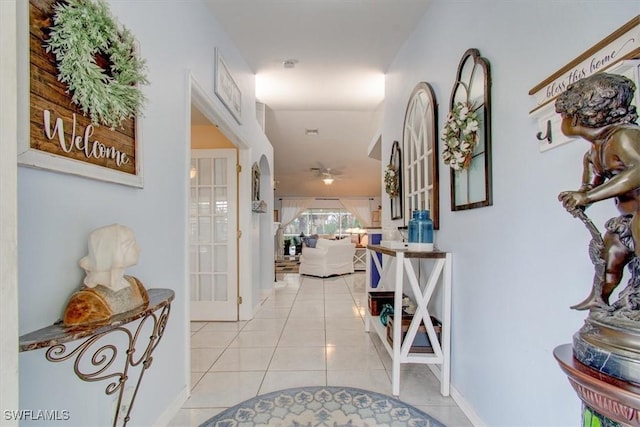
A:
[[299, 238, 356, 277]]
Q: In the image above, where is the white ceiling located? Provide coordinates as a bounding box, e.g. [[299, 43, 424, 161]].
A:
[[201, 0, 432, 198]]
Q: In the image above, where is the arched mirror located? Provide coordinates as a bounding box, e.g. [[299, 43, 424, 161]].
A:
[[446, 48, 492, 211], [402, 82, 439, 229]]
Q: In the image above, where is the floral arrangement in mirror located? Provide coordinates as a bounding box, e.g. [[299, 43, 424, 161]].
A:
[[441, 101, 480, 170]]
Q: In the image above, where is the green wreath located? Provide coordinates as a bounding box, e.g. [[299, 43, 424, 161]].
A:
[[45, 0, 148, 130]]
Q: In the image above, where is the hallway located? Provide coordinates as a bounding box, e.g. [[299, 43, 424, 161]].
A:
[[169, 272, 472, 426]]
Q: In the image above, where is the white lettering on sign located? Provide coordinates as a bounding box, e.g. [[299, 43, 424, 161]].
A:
[[42, 110, 130, 168]]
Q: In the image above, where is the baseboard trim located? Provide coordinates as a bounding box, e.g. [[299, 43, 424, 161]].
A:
[[427, 365, 486, 427], [153, 385, 189, 426]]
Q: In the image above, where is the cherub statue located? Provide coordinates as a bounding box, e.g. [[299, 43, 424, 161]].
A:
[[63, 224, 148, 326], [556, 72, 640, 311]]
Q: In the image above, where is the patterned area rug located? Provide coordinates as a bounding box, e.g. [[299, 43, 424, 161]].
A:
[[275, 257, 300, 274], [199, 386, 446, 427]]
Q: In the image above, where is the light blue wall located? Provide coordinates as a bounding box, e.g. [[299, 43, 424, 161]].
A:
[[383, 1, 639, 425], [17, 1, 272, 425]]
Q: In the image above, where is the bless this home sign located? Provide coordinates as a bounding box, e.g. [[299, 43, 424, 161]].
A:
[[529, 15, 639, 152], [19, 0, 144, 188]]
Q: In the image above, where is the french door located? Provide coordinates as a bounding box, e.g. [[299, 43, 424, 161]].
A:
[[190, 149, 238, 321]]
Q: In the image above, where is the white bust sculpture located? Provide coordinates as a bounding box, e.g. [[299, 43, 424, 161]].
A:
[[79, 224, 141, 292]]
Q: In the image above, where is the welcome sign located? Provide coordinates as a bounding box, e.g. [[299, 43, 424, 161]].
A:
[[19, 0, 143, 187]]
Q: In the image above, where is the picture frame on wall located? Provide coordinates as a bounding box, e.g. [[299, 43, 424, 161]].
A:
[[252, 162, 260, 201], [371, 209, 381, 226], [214, 47, 242, 124]]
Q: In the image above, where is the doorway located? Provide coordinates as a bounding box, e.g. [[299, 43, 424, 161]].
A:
[[189, 79, 242, 322], [189, 148, 238, 321]]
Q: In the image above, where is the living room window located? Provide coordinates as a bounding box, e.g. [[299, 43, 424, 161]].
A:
[[283, 208, 361, 239]]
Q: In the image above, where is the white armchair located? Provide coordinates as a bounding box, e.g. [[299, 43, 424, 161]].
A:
[[299, 238, 356, 277]]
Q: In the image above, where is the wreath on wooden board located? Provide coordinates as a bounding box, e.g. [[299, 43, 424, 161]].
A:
[[441, 101, 480, 170], [45, 0, 148, 130], [384, 163, 399, 197]]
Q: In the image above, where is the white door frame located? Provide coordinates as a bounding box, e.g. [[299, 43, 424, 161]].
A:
[[183, 74, 253, 389], [186, 74, 253, 320], [184, 74, 252, 392]]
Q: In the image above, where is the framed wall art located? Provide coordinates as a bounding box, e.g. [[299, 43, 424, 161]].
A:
[[444, 48, 492, 211], [403, 82, 439, 229], [214, 47, 242, 124], [18, 0, 146, 188], [252, 162, 260, 202]]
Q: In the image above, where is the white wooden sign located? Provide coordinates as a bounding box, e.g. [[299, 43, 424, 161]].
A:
[[529, 16, 640, 152], [530, 16, 639, 111]]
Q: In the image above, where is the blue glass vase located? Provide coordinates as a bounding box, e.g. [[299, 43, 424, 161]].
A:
[[408, 210, 434, 251]]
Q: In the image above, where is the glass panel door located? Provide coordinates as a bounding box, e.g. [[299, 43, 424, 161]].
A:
[[190, 149, 238, 320]]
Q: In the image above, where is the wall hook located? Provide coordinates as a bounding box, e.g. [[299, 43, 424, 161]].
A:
[[536, 120, 552, 144]]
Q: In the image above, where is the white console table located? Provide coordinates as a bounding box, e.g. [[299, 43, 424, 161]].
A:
[[364, 245, 451, 396]]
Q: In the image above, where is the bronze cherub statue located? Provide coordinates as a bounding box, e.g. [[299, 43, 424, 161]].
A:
[[557, 72, 640, 317]]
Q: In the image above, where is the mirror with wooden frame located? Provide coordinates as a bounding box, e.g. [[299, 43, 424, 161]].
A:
[[402, 82, 439, 229], [449, 48, 492, 211]]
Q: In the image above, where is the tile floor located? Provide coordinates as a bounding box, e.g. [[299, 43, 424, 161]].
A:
[[168, 272, 473, 426]]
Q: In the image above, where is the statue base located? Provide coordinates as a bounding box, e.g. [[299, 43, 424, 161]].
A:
[[555, 343, 640, 426], [574, 316, 640, 386]]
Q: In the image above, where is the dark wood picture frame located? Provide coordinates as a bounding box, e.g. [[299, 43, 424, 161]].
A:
[[390, 140, 403, 220], [449, 48, 492, 211]]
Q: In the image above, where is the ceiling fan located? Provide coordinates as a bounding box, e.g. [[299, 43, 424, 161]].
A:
[[310, 166, 342, 185]]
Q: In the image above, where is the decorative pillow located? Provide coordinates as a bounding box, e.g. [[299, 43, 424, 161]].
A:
[[303, 237, 318, 248]]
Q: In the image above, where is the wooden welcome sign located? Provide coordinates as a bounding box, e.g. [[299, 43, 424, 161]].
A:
[[19, 0, 143, 187]]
